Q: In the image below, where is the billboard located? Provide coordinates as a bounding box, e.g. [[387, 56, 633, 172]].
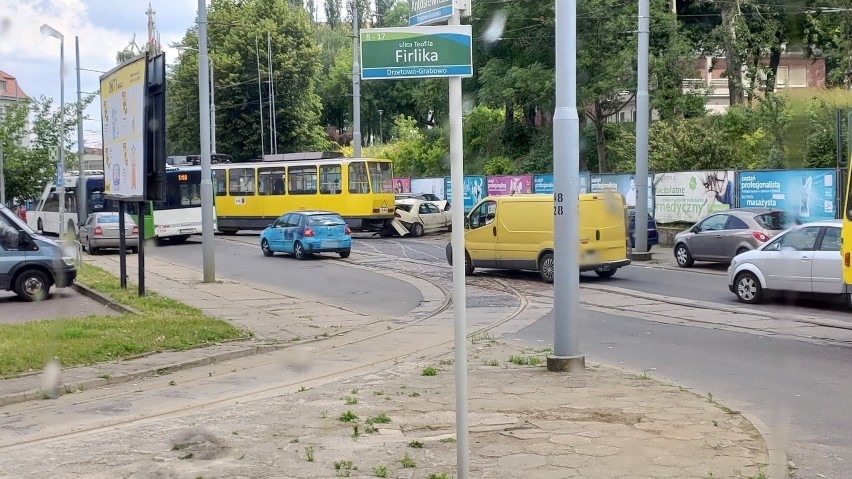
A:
[[487, 175, 532, 196], [393, 177, 411, 193], [100, 55, 146, 200], [589, 174, 654, 210], [738, 169, 837, 221], [410, 177, 446, 200], [653, 170, 736, 223], [533, 173, 589, 194], [445, 175, 485, 211]]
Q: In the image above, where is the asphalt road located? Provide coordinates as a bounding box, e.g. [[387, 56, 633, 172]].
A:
[[0, 289, 116, 323], [146, 236, 422, 318], [509, 308, 852, 479]]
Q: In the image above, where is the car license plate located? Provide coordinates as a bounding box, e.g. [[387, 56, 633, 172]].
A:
[[180, 228, 195, 234], [380, 207, 388, 213], [323, 241, 339, 248]]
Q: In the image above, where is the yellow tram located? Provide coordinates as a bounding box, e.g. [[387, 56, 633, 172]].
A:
[[211, 153, 396, 233]]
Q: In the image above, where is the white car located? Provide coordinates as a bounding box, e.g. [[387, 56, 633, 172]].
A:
[[394, 198, 452, 237], [728, 220, 843, 304], [395, 193, 450, 212]]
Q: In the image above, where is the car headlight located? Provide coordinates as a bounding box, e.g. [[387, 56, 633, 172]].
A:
[[62, 256, 76, 267]]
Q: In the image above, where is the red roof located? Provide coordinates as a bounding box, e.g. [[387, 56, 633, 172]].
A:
[[0, 70, 29, 100]]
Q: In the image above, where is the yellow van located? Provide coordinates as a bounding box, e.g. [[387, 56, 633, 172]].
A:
[[446, 194, 630, 282]]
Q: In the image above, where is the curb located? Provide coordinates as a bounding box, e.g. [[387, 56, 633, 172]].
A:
[[741, 411, 789, 479], [71, 283, 140, 315], [0, 341, 287, 408]]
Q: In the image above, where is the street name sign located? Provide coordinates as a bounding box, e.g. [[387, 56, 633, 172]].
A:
[[360, 26, 473, 80], [409, 0, 454, 26]]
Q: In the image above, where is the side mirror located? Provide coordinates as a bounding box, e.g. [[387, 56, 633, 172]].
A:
[[464, 216, 470, 229], [267, 223, 273, 228]]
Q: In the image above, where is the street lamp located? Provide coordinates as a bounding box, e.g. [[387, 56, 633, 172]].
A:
[[176, 47, 216, 154], [41, 23, 66, 239], [378, 109, 384, 144]]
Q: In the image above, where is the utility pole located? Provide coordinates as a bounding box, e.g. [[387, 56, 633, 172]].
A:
[[0, 143, 5, 206], [41, 25, 66, 239], [198, 0, 216, 282], [210, 59, 216, 154], [548, 0, 585, 373], [267, 32, 275, 154], [255, 35, 265, 158], [634, 0, 651, 259], [76, 36, 87, 229], [378, 109, 384, 144], [352, 1, 362, 157]]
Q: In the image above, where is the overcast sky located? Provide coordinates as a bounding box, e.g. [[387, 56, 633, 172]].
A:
[[1, 0, 199, 148]]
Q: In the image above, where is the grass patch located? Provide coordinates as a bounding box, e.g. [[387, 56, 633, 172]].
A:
[[421, 366, 438, 376], [407, 440, 423, 448], [304, 445, 315, 462], [400, 452, 416, 468], [366, 413, 392, 425], [439, 437, 456, 444], [0, 264, 246, 378], [334, 460, 355, 477], [482, 359, 500, 367], [344, 395, 358, 405], [338, 411, 359, 423], [508, 355, 543, 366], [428, 474, 451, 479], [372, 465, 388, 477]]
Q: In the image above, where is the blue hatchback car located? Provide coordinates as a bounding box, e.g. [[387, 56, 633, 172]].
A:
[[260, 211, 352, 260], [628, 208, 659, 251]]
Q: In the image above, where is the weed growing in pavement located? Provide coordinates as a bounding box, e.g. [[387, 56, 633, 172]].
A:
[[351, 425, 361, 440], [373, 390, 384, 396], [421, 366, 438, 376], [482, 359, 500, 367], [98, 373, 110, 380], [408, 391, 421, 397], [169, 380, 177, 386], [179, 453, 194, 460], [372, 465, 388, 477], [747, 472, 766, 479], [508, 355, 543, 366], [350, 388, 359, 394], [400, 452, 416, 468], [706, 474, 715, 479], [469, 332, 495, 344], [338, 411, 359, 422], [439, 437, 456, 444], [320, 410, 328, 419], [367, 413, 392, 424], [290, 438, 299, 443], [407, 440, 423, 448], [438, 358, 453, 366], [344, 395, 358, 405], [707, 392, 714, 402], [712, 420, 718, 427], [334, 460, 355, 476], [298, 385, 308, 392], [428, 474, 451, 479], [305, 446, 315, 462], [637, 370, 652, 380], [364, 425, 377, 434]]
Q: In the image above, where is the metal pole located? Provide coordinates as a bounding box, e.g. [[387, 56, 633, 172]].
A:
[[119, 200, 127, 289], [549, 0, 585, 372], [837, 109, 843, 168], [634, 0, 650, 256], [210, 59, 216, 155], [255, 36, 265, 157], [58, 36, 66, 240], [266, 32, 274, 154], [76, 36, 87, 229], [352, 3, 362, 157], [137, 201, 145, 296], [198, 0, 216, 282], [448, 12, 469, 479], [378, 110, 383, 144]]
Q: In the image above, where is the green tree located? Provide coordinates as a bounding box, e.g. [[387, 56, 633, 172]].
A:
[[168, 0, 330, 160], [325, 0, 342, 29]]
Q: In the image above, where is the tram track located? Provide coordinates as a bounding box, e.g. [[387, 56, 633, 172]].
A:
[[0, 239, 534, 451]]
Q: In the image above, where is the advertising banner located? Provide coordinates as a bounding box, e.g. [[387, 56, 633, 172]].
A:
[[533, 173, 589, 194], [393, 177, 411, 193], [589, 174, 654, 210], [487, 175, 532, 196], [445, 175, 486, 211], [100, 55, 146, 199], [738, 169, 837, 221], [653, 170, 736, 223], [410, 177, 446, 200]]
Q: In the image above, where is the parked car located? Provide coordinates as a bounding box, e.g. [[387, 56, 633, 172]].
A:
[[395, 193, 450, 211], [728, 220, 843, 304], [673, 209, 794, 267], [627, 208, 658, 251], [80, 212, 139, 254], [394, 198, 452, 237], [0, 203, 77, 301], [260, 210, 351, 260]]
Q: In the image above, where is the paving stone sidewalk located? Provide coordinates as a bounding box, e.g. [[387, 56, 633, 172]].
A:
[[0, 342, 771, 479]]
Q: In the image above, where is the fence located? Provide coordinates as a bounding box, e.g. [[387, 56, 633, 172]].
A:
[[394, 168, 845, 224]]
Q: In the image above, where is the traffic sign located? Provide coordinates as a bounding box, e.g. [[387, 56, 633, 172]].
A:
[[409, 0, 453, 26], [360, 26, 473, 80], [56, 164, 64, 187]]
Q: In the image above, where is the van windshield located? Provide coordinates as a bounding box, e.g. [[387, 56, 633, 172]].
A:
[[0, 206, 35, 235]]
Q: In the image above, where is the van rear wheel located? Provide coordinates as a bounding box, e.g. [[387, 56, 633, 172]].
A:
[[595, 268, 617, 279], [539, 252, 555, 283], [464, 253, 475, 276]]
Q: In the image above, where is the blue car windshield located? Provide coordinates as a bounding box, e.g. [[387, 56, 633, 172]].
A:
[[307, 214, 346, 226]]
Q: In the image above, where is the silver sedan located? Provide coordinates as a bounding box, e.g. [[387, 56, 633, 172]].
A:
[[727, 220, 843, 304], [80, 212, 139, 254]]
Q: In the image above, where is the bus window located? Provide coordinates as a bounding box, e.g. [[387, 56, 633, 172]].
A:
[[44, 190, 60, 212], [258, 167, 286, 196], [348, 162, 369, 194], [288, 166, 318, 195], [165, 170, 203, 208], [213, 169, 227, 196], [367, 161, 394, 194], [229, 168, 256, 195], [320, 165, 342, 194]]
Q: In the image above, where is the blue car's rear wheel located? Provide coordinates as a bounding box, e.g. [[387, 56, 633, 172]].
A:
[[261, 239, 273, 257], [294, 241, 307, 260], [339, 249, 351, 259]]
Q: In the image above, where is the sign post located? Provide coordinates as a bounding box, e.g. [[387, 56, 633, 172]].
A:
[[362, 12, 472, 478]]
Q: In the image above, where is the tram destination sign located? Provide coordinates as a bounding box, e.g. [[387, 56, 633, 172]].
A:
[[360, 26, 473, 80]]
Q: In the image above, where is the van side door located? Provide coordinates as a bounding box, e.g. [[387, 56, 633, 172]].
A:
[[0, 214, 26, 290], [465, 200, 498, 268]]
